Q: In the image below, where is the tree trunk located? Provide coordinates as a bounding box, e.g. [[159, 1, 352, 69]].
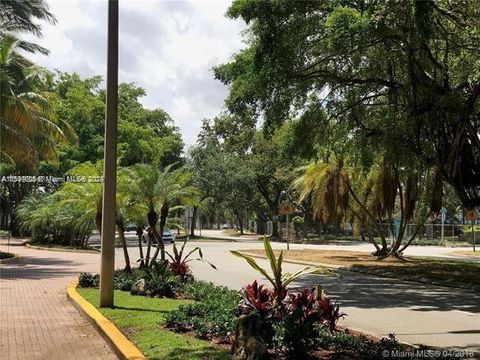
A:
[[116, 219, 131, 272], [145, 208, 158, 267], [190, 206, 198, 237], [267, 203, 280, 238], [136, 225, 145, 268], [150, 202, 168, 264], [237, 213, 244, 235]]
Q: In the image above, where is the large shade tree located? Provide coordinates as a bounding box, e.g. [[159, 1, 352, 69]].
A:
[[216, 0, 480, 208]]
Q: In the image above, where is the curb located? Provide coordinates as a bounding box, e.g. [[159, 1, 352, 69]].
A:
[[25, 241, 100, 254], [67, 281, 146, 360]]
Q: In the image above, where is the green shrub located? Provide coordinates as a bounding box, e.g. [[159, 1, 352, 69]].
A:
[[78, 272, 99, 288], [165, 281, 241, 342], [410, 239, 443, 246], [180, 281, 235, 302], [113, 270, 139, 291], [142, 261, 181, 297], [0, 230, 9, 238], [0, 251, 14, 260]]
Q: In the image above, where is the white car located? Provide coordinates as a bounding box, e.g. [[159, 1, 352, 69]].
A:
[[142, 226, 175, 243]]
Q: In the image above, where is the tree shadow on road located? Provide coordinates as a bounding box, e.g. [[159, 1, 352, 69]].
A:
[[289, 270, 480, 313]]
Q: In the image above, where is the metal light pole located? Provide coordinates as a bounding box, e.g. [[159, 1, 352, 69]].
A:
[[99, 0, 119, 308]]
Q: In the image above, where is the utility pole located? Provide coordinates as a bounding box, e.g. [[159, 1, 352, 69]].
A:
[[99, 0, 119, 308]]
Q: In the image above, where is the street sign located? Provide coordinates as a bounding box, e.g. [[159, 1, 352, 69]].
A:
[[440, 207, 447, 215], [279, 203, 294, 215], [465, 209, 478, 221]]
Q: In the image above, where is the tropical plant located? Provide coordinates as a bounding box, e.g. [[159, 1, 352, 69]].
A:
[[296, 156, 442, 257], [0, 0, 56, 55], [131, 164, 200, 266], [231, 238, 332, 304], [78, 272, 99, 288], [141, 260, 179, 298], [282, 288, 346, 355], [17, 191, 93, 247], [165, 237, 216, 281], [317, 296, 346, 333], [0, 35, 76, 166], [165, 282, 241, 342], [239, 280, 274, 316]]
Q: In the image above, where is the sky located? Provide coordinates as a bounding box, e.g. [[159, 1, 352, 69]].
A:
[[28, 0, 246, 146]]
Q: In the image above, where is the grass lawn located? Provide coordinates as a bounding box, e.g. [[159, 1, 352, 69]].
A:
[[243, 249, 480, 289], [0, 251, 14, 260], [452, 250, 480, 257], [77, 288, 231, 360]]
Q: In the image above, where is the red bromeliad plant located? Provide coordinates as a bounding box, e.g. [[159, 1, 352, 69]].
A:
[[317, 296, 346, 333], [240, 280, 274, 315], [231, 238, 333, 305], [288, 288, 346, 333], [166, 237, 216, 281], [169, 261, 192, 280], [288, 288, 320, 319]]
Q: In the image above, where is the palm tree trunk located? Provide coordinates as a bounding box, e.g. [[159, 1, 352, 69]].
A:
[[150, 202, 168, 264], [136, 226, 145, 268], [145, 209, 158, 267], [116, 217, 131, 272]]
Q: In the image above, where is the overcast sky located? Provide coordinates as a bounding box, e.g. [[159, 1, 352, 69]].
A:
[[28, 0, 245, 145]]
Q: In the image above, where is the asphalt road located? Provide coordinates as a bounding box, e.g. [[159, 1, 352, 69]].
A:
[[104, 235, 480, 352]]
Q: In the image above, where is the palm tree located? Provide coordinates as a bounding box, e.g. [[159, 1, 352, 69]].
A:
[[131, 164, 199, 266], [62, 162, 134, 270], [296, 156, 440, 257], [150, 168, 199, 264], [0, 0, 56, 55], [123, 200, 148, 267], [294, 157, 349, 227], [0, 35, 77, 167]]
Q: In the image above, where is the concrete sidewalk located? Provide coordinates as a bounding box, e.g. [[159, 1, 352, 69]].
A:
[[0, 240, 117, 360]]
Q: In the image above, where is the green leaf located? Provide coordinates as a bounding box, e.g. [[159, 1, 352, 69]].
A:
[[263, 238, 278, 276], [230, 250, 275, 286], [282, 266, 333, 287]]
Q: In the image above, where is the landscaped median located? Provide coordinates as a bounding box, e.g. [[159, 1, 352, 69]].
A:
[[68, 238, 467, 360], [67, 281, 147, 360], [0, 251, 16, 263], [240, 249, 480, 291], [68, 281, 230, 360]]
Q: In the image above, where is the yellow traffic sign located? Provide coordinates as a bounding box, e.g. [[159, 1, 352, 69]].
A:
[[465, 209, 478, 221], [279, 203, 294, 215]]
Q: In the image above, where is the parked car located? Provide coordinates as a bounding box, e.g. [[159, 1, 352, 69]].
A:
[[221, 223, 230, 229], [141, 226, 175, 243], [125, 223, 137, 232]]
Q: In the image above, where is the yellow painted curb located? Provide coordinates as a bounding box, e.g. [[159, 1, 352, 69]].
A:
[[67, 281, 147, 360]]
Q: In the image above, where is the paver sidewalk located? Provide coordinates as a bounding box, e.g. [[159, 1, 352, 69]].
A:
[[0, 240, 117, 360]]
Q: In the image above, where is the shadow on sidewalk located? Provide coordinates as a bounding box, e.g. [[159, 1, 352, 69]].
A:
[[0, 255, 82, 281]]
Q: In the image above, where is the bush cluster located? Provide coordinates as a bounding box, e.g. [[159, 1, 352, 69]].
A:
[[240, 282, 346, 355], [165, 281, 242, 342], [78, 262, 183, 297], [78, 272, 99, 288]]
